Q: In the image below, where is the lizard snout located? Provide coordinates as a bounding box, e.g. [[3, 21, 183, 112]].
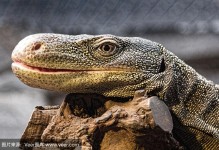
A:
[[12, 34, 46, 63]]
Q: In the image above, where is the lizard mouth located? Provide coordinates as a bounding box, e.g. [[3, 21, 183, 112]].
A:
[[12, 62, 90, 73], [12, 62, 128, 73]]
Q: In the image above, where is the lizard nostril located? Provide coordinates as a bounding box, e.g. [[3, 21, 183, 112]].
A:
[[32, 43, 42, 51]]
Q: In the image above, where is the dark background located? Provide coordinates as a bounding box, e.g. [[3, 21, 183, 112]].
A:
[[0, 0, 218, 139]]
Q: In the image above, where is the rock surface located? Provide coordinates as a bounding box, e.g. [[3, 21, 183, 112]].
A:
[[20, 92, 181, 150]]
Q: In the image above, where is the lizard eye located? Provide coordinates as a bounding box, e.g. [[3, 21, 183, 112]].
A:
[[98, 43, 117, 57]]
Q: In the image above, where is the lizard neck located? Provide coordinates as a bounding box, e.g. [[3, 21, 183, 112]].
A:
[[156, 50, 219, 137], [164, 60, 218, 116]]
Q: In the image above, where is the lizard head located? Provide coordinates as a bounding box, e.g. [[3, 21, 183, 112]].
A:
[[12, 34, 167, 97]]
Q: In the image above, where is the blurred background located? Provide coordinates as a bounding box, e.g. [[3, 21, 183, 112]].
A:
[[0, 0, 219, 139]]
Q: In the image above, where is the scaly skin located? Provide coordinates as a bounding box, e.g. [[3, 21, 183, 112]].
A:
[[12, 34, 219, 149]]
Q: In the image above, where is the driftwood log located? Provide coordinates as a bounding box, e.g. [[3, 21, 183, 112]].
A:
[[20, 90, 182, 150]]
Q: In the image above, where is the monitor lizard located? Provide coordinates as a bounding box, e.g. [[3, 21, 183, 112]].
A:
[[11, 34, 219, 149]]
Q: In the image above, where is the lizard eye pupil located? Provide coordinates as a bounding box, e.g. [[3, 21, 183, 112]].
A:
[[103, 45, 110, 51], [101, 44, 115, 52]]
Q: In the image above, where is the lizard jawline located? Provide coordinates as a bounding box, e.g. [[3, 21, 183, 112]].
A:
[[12, 62, 83, 73]]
